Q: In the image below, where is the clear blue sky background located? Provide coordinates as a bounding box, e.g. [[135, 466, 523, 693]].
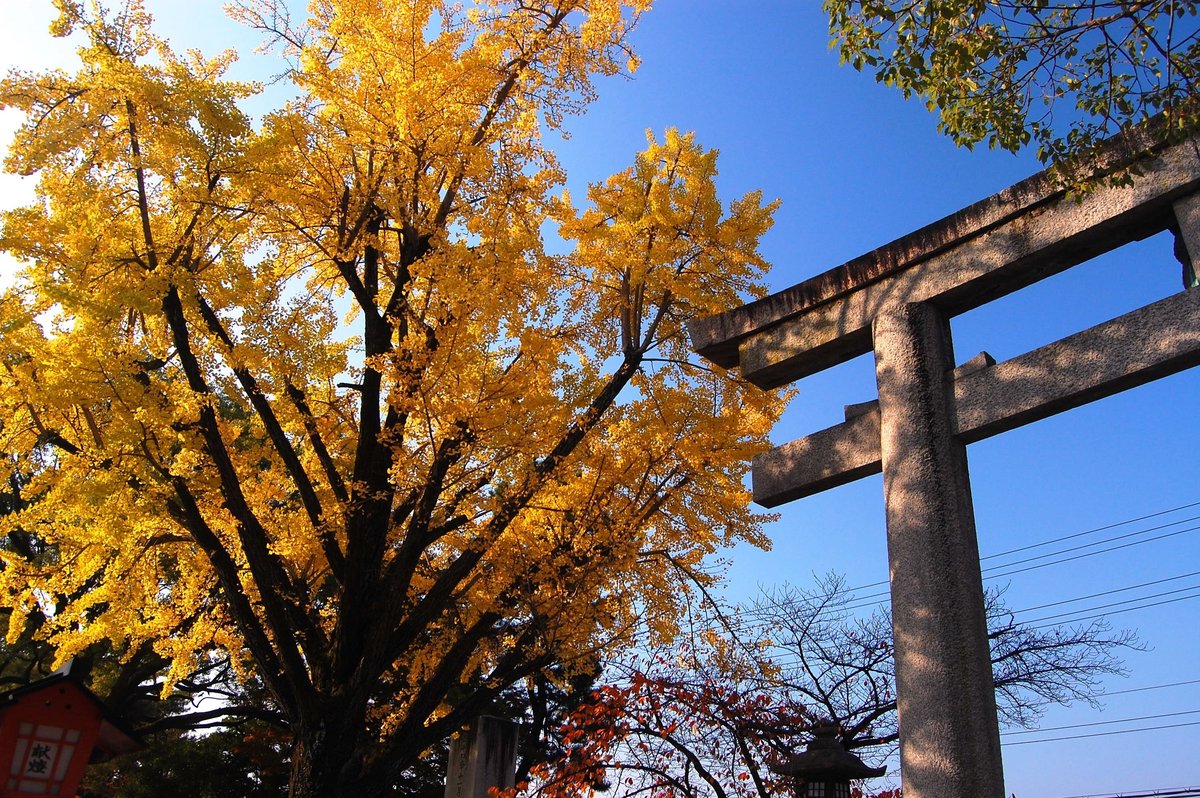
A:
[[2, 3, 1198, 797]]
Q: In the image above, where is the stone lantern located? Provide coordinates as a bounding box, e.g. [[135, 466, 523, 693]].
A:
[[771, 721, 886, 798], [0, 671, 141, 797]]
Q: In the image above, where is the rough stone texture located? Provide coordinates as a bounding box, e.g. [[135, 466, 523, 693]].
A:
[[753, 287, 1200, 506], [952, 351, 996, 379], [1176, 190, 1200, 283], [730, 139, 1200, 388], [872, 303, 1003, 798], [753, 405, 881, 506], [953, 286, 1200, 442], [444, 717, 519, 798]]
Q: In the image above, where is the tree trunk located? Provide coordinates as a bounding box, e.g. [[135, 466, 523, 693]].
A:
[[288, 716, 371, 798]]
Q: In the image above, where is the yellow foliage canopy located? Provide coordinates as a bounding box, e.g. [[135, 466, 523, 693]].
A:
[[0, 0, 782, 789]]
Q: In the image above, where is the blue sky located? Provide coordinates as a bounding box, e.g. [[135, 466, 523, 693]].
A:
[[2, 3, 1198, 797]]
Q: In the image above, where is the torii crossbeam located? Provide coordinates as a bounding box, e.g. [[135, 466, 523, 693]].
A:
[[690, 131, 1200, 798]]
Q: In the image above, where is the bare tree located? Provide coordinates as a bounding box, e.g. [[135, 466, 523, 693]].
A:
[[748, 576, 1140, 753]]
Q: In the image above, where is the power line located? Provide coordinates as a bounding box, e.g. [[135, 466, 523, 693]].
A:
[[1028, 590, 1200, 631], [1056, 788, 1200, 798], [1018, 584, 1200, 626], [731, 502, 1200, 629], [985, 501, 1200, 561], [1011, 571, 1200, 614], [1018, 679, 1200, 710], [985, 515, 1200, 573], [838, 500, 1200, 595], [733, 578, 1200, 638], [1003, 718, 1200, 745], [831, 524, 1200, 616], [838, 524, 1200, 615], [732, 573, 1193, 634], [1004, 708, 1200, 735], [753, 589, 1200, 665], [1100, 678, 1200, 698], [983, 523, 1200, 581]]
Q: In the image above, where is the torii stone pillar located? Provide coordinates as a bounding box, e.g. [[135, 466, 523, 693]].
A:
[[873, 303, 1002, 798], [444, 717, 519, 798]]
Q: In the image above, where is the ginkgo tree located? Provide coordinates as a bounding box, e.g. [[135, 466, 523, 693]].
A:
[[0, 1, 784, 796]]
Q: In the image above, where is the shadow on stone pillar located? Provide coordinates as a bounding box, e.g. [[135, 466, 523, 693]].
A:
[[873, 302, 1004, 798], [444, 717, 520, 798]]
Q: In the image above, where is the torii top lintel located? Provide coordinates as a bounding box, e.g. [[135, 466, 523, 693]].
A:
[[688, 128, 1200, 391], [688, 128, 1200, 508]]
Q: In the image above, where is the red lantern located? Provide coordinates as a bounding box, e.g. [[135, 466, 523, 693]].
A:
[[0, 673, 141, 797]]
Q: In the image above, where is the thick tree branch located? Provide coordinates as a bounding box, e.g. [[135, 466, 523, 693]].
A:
[[164, 481, 302, 720], [193, 292, 346, 583], [160, 285, 330, 694], [135, 705, 290, 735], [284, 380, 349, 505]]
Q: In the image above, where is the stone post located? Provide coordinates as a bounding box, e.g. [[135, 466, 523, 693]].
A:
[[872, 302, 1004, 798], [444, 717, 520, 798], [1174, 191, 1200, 287]]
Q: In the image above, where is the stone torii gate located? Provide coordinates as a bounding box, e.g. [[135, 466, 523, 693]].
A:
[[689, 131, 1200, 798]]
